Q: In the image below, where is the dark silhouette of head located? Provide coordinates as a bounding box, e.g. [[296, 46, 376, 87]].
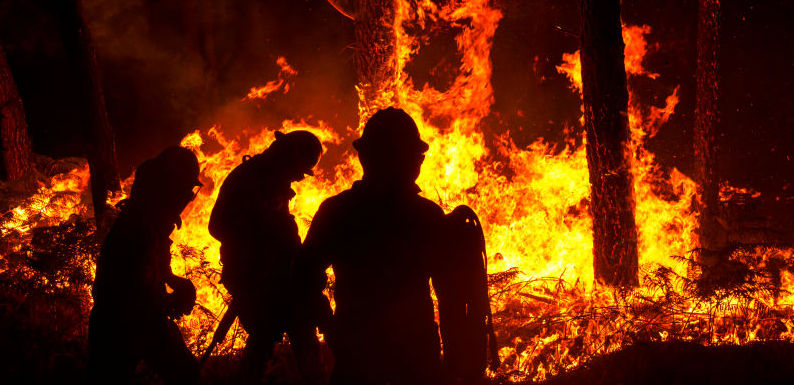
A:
[[265, 130, 322, 182], [129, 146, 202, 223], [353, 107, 429, 185]]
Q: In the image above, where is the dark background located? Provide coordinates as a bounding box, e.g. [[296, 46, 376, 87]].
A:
[[1, 0, 792, 197]]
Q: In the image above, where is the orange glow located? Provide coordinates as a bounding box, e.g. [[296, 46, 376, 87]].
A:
[[2, 2, 793, 382]]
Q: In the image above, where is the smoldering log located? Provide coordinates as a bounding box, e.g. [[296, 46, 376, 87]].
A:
[[353, 0, 397, 117], [694, 0, 724, 251], [56, 0, 121, 219], [0, 41, 33, 181], [580, 0, 639, 287]]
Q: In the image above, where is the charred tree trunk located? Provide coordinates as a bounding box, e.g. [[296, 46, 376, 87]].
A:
[[580, 0, 639, 287], [694, 0, 724, 250], [353, 0, 397, 119], [0, 42, 33, 181], [57, 0, 121, 219]]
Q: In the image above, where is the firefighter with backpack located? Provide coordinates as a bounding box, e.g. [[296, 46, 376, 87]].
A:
[[292, 107, 499, 385], [207, 130, 322, 383]]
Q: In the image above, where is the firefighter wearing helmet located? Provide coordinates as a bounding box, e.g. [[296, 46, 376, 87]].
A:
[[293, 107, 448, 384], [88, 146, 202, 385], [208, 130, 322, 382]]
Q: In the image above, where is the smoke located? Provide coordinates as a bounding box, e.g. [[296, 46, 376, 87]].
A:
[[84, 0, 359, 176], [84, 0, 208, 175]]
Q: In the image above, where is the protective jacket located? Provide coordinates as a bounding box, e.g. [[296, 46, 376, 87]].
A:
[[89, 203, 198, 385], [208, 153, 301, 340], [92, 205, 177, 319], [294, 179, 446, 384]]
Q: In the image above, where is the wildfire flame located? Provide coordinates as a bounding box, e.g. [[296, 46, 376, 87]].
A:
[[2, 0, 793, 382], [243, 56, 298, 101], [162, 1, 794, 379], [1, 163, 91, 243], [168, 0, 704, 374]]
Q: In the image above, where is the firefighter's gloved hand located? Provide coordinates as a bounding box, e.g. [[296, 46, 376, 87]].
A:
[[164, 276, 196, 318]]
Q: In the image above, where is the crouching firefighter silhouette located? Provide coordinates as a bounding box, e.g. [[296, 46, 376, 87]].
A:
[[87, 146, 202, 385], [206, 130, 322, 382]]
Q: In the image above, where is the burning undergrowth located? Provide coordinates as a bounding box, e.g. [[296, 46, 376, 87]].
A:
[[2, 155, 793, 384], [0, 158, 95, 382], [1, 154, 794, 383], [489, 244, 794, 382], [2, 205, 793, 383]]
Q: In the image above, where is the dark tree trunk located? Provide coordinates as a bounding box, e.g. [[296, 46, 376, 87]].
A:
[[354, 0, 397, 119], [0, 42, 33, 181], [57, 0, 121, 219], [694, 0, 724, 250], [580, 0, 639, 287]]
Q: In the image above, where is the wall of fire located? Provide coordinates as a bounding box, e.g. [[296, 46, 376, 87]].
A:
[[1, 0, 792, 200]]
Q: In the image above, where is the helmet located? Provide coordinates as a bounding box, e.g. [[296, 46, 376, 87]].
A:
[[353, 107, 429, 155], [129, 146, 201, 203], [272, 130, 322, 176], [154, 146, 202, 189]]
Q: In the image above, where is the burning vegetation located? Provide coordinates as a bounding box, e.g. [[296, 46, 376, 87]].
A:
[[2, 0, 794, 383]]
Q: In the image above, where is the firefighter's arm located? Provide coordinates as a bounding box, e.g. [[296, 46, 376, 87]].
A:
[[208, 189, 247, 242], [292, 202, 334, 332], [141, 234, 195, 318], [163, 275, 197, 317], [161, 240, 196, 317], [208, 172, 258, 242], [290, 210, 331, 384], [428, 205, 454, 291], [139, 227, 170, 315]]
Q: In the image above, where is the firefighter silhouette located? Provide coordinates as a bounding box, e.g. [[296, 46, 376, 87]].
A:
[[208, 130, 322, 382], [293, 107, 449, 384], [87, 146, 202, 385]]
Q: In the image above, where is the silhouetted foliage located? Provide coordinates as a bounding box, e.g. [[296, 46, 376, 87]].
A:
[[0, 218, 97, 383]]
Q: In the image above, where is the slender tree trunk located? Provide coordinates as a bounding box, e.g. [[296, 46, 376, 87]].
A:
[[57, 0, 121, 219], [694, 0, 724, 250], [580, 0, 639, 287], [354, 0, 397, 120], [0, 42, 33, 181]]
